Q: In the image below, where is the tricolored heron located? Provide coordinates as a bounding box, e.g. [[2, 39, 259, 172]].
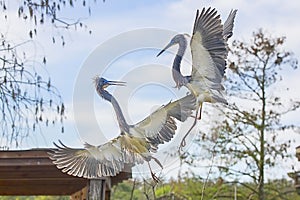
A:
[[49, 77, 196, 181], [157, 7, 237, 147]]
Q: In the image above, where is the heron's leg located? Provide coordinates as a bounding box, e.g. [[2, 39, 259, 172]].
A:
[[197, 103, 203, 120], [190, 103, 202, 120], [147, 161, 160, 183], [180, 107, 199, 149], [151, 156, 163, 169]]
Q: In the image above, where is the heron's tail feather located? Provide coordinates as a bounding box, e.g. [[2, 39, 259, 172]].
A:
[[210, 90, 228, 104]]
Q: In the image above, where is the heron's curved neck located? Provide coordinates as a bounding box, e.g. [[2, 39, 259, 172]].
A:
[[173, 36, 187, 75], [102, 91, 129, 132]]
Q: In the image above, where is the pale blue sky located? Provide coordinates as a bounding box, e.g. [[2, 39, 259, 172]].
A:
[[1, 0, 300, 180]]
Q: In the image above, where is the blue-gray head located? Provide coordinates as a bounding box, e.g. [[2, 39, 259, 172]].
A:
[[156, 34, 190, 57], [94, 76, 126, 99]]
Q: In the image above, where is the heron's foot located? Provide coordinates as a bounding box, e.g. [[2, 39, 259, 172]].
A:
[[179, 132, 189, 152], [180, 137, 187, 149], [147, 160, 161, 183], [179, 109, 199, 150], [151, 172, 160, 183], [178, 138, 187, 153]]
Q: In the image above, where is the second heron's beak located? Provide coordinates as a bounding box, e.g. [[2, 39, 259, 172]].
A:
[[107, 80, 126, 87], [156, 42, 173, 57]]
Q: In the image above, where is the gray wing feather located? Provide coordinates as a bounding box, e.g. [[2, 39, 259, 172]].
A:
[[167, 94, 197, 122], [223, 9, 237, 41], [133, 94, 196, 149], [132, 106, 177, 148], [191, 7, 227, 82]]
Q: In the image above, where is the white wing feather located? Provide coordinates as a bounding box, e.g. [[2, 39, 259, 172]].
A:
[[49, 138, 128, 178]]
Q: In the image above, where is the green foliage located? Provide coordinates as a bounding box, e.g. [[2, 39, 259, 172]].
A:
[[0, 196, 68, 200], [155, 184, 172, 198], [111, 178, 300, 200], [111, 180, 146, 200]]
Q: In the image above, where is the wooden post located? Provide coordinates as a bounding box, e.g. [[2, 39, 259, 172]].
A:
[[88, 179, 106, 200], [296, 146, 300, 161], [295, 146, 300, 194]]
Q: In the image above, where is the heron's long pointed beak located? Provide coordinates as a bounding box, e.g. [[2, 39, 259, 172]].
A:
[[156, 42, 173, 57], [107, 80, 126, 86]]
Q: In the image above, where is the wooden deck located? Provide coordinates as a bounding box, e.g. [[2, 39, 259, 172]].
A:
[[0, 149, 132, 199]]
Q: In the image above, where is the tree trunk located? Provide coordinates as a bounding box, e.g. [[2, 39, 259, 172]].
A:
[[258, 128, 265, 200], [258, 64, 267, 200]]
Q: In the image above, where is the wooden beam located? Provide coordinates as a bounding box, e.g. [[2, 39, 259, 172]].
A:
[[0, 179, 87, 195], [0, 165, 75, 179], [0, 149, 50, 159], [0, 157, 51, 166], [0, 149, 132, 196]]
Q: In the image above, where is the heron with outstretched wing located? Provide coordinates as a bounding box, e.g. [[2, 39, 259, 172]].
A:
[[157, 7, 237, 147], [49, 77, 196, 181]]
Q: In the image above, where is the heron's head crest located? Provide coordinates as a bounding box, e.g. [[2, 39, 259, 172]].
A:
[[93, 76, 109, 92], [94, 76, 126, 93]]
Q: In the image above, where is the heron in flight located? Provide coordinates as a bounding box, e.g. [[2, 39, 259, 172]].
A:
[[157, 7, 237, 147], [49, 77, 196, 181]]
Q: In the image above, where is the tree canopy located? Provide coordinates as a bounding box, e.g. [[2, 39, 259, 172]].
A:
[[184, 29, 299, 200]]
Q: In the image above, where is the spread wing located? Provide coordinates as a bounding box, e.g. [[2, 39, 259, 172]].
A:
[[132, 94, 196, 149], [49, 138, 128, 179], [190, 7, 227, 87], [131, 105, 176, 149], [223, 9, 237, 41]]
